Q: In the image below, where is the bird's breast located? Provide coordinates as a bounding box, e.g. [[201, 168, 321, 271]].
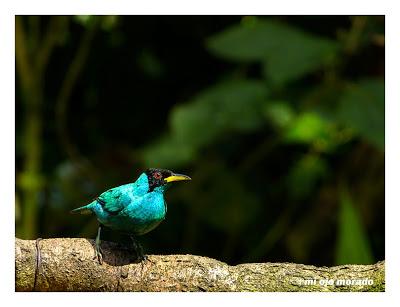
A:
[[116, 192, 166, 235], [129, 193, 166, 221]]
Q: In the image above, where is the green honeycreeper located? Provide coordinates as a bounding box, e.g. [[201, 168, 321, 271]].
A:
[[71, 168, 191, 264]]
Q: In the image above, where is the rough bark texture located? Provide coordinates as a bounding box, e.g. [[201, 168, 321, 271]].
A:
[[15, 238, 385, 292]]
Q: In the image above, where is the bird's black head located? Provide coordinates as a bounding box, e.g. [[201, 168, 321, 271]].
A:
[[145, 168, 191, 192]]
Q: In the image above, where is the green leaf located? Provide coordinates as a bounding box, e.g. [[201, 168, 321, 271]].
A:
[[261, 36, 337, 84], [337, 79, 384, 150], [284, 112, 332, 144], [207, 17, 338, 84], [335, 187, 374, 265], [207, 17, 285, 61], [141, 79, 269, 167], [170, 98, 220, 149], [141, 135, 195, 168], [283, 111, 349, 152], [74, 15, 95, 26], [171, 79, 268, 143], [101, 16, 119, 31], [264, 101, 295, 129], [137, 49, 165, 79], [268, 105, 354, 152]]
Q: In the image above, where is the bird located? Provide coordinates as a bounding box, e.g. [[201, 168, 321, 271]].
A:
[[71, 168, 191, 264]]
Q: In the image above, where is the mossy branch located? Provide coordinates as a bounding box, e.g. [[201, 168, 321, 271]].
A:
[[15, 238, 384, 292]]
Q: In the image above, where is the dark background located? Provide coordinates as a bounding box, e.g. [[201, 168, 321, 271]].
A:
[[15, 16, 384, 266]]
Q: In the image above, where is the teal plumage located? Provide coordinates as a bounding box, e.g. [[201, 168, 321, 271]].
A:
[[73, 174, 167, 235], [71, 168, 191, 264]]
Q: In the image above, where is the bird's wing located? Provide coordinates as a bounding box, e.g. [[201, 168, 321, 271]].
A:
[[97, 188, 131, 214]]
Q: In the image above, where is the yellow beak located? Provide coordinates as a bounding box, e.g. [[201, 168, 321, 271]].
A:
[[164, 173, 191, 183]]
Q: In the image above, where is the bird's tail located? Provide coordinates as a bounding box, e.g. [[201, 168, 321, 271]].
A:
[[70, 202, 95, 215]]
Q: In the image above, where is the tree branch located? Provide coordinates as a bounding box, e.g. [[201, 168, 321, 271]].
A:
[[15, 238, 384, 292], [36, 16, 68, 75], [15, 16, 34, 95]]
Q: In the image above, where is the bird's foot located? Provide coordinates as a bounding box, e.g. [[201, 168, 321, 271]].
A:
[[93, 244, 104, 265], [129, 236, 154, 264], [138, 254, 155, 273], [142, 254, 155, 265], [94, 225, 104, 265], [135, 248, 147, 263], [137, 253, 154, 263]]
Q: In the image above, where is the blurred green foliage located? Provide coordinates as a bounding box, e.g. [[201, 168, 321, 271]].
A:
[[207, 17, 339, 85], [337, 79, 385, 150], [336, 187, 374, 265], [15, 16, 384, 266], [142, 79, 269, 167]]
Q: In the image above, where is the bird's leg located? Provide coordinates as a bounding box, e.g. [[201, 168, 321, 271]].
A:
[[129, 236, 149, 262], [129, 236, 155, 271], [129, 236, 141, 260], [93, 225, 104, 265]]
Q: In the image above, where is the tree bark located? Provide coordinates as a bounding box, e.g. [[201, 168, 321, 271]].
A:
[[15, 238, 385, 292]]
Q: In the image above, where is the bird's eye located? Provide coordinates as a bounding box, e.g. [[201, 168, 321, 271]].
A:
[[153, 172, 162, 179]]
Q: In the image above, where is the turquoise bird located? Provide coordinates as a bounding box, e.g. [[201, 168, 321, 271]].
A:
[[71, 168, 191, 264]]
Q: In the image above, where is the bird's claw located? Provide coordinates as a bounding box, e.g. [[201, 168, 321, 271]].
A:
[[137, 253, 147, 262], [93, 225, 105, 265], [138, 254, 155, 272], [93, 245, 104, 265], [143, 254, 155, 265], [96, 252, 103, 265]]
